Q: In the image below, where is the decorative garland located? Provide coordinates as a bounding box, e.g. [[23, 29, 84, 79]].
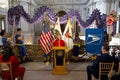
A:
[[8, 5, 106, 29]]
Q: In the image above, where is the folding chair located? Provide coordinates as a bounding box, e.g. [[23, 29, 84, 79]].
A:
[[118, 63, 120, 74], [99, 62, 114, 80], [0, 62, 13, 80]]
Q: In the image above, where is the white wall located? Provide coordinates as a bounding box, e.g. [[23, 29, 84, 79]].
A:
[[15, 1, 36, 44], [0, 7, 8, 32]]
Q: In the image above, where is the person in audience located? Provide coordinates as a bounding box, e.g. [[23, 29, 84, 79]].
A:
[[0, 46, 25, 80], [111, 73, 120, 80], [72, 33, 81, 60], [115, 47, 120, 61], [111, 47, 116, 58], [0, 30, 14, 47], [104, 31, 109, 45], [87, 44, 119, 80], [15, 28, 27, 62], [115, 47, 120, 57]]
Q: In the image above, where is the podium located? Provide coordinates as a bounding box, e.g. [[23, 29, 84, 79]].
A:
[[52, 47, 68, 74]]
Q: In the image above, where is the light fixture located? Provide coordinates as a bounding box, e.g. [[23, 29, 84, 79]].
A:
[[26, 41, 32, 44]]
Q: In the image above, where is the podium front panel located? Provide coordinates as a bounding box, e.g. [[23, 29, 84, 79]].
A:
[[56, 50, 65, 66], [52, 47, 67, 74]]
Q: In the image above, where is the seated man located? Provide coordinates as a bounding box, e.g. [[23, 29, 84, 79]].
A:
[[72, 34, 81, 60], [111, 74, 120, 80], [87, 44, 119, 80]]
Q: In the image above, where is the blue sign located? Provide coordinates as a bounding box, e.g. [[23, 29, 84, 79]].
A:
[[86, 28, 104, 54]]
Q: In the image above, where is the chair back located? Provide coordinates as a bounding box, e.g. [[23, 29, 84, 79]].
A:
[[0, 62, 13, 80], [118, 63, 120, 74], [99, 62, 114, 80]]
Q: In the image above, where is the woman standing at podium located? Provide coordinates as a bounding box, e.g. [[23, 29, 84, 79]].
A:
[[53, 34, 65, 66], [53, 34, 65, 47]]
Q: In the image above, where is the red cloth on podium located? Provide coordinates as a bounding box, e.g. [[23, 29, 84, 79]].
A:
[[53, 39, 65, 47], [0, 55, 25, 80]]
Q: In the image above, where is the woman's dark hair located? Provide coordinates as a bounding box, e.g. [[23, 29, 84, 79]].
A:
[[2, 46, 14, 61], [17, 28, 22, 32], [0, 30, 5, 37]]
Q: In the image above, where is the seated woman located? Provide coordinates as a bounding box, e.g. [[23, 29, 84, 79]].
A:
[[0, 46, 25, 80]]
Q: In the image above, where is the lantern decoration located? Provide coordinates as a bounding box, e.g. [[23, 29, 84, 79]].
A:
[[107, 10, 117, 36], [110, 10, 117, 21], [107, 15, 114, 26]]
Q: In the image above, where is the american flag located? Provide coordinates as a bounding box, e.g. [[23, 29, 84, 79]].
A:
[[40, 23, 55, 54]]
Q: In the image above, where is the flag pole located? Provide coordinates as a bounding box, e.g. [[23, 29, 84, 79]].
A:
[[44, 12, 50, 65], [67, 17, 70, 64], [66, 17, 72, 64]]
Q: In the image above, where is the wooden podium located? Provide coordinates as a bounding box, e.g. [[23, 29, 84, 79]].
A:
[[52, 47, 68, 74]]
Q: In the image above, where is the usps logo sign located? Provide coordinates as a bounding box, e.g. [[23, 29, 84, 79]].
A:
[[86, 28, 104, 54], [86, 34, 102, 45]]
